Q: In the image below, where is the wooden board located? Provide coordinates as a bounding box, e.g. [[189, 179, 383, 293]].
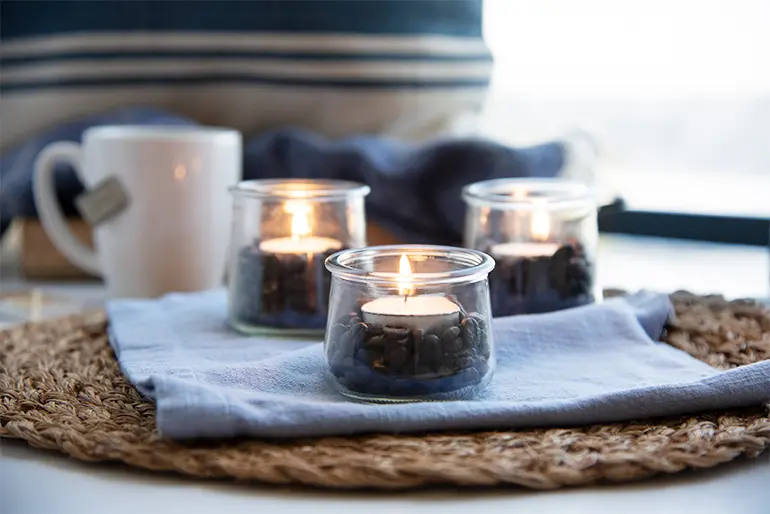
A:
[[19, 218, 97, 280]]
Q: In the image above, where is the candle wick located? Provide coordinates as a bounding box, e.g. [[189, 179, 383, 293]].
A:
[[403, 294, 408, 304]]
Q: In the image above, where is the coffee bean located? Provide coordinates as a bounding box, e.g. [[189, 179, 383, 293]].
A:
[[476, 338, 491, 360], [456, 355, 474, 370], [466, 312, 487, 332], [263, 254, 281, 272], [385, 345, 410, 373], [444, 336, 463, 353], [283, 255, 307, 273], [366, 349, 386, 369], [552, 244, 572, 267], [401, 358, 416, 376], [396, 336, 413, 358], [567, 260, 592, 296], [461, 316, 480, 349], [424, 333, 440, 347], [365, 334, 386, 351], [441, 326, 461, 347], [348, 315, 362, 326], [383, 326, 409, 340], [440, 342, 462, 370], [419, 337, 442, 369], [411, 329, 424, 347], [354, 346, 370, 366]]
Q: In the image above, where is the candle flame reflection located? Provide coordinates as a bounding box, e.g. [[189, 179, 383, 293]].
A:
[[397, 253, 414, 296], [173, 165, 187, 181], [285, 200, 312, 239], [531, 201, 550, 241]]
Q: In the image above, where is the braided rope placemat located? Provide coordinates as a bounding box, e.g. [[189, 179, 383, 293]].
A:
[[1, 292, 768, 490]]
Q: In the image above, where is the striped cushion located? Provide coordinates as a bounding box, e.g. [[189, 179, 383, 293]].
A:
[[0, 0, 492, 149]]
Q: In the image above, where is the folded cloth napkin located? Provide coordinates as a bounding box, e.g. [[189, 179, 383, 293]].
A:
[[107, 290, 770, 439], [0, 107, 565, 243]]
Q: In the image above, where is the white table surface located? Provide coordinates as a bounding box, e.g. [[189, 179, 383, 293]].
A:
[[1, 234, 769, 514]]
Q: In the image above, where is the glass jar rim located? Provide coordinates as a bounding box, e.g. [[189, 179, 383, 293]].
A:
[[325, 245, 495, 286], [230, 179, 370, 201], [462, 178, 594, 210]]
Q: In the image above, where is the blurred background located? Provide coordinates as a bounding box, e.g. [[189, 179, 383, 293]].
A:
[[481, 0, 769, 221]]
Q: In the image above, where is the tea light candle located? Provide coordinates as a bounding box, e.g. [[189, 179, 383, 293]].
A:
[[361, 254, 461, 332], [324, 245, 496, 402], [228, 179, 370, 335], [259, 200, 342, 254], [231, 199, 342, 332], [489, 241, 560, 259], [259, 236, 342, 254], [489, 208, 556, 258], [488, 207, 592, 315], [463, 179, 598, 318]]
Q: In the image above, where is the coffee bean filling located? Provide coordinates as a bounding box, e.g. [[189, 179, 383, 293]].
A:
[[488, 241, 595, 316], [230, 243, 343, 330], [327, 310, 492, 399]]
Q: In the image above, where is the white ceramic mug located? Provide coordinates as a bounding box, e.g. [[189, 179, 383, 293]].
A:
[[33, 126, 241, 298]]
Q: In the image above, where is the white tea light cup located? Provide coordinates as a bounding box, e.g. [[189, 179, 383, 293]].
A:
[[33, 125, 241, 298]]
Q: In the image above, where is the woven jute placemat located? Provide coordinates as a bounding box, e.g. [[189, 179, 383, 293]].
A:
[[1, 292, 768, 490]]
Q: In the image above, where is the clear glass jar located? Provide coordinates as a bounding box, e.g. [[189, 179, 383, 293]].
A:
[[227, 179, 370, 335], [462, 179, 600, 317], [324, 245, 495, 403]]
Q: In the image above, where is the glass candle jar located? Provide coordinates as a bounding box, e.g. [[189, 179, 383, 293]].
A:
[[463, 179, 600, 317], [227, 179, 370, 335], [324, 245, 495, 403]]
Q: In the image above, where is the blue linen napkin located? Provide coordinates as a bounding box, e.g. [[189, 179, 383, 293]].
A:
[[106, 290, 770, 439], [0, 107, 565, 243]]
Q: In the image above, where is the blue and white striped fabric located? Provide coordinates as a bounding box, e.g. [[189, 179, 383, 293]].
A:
[[0, 0, 492, 150]]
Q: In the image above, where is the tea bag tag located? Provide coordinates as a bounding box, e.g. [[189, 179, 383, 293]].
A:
[[75, 176, 130, 226]]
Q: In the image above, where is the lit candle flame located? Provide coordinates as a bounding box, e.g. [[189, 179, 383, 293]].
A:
[[512, 189, 528, 199], [285, 200, 312, 239], [397, 253, 414, 296], [531, 202, 550, 241]]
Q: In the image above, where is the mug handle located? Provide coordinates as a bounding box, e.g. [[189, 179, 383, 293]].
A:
[[33, 142, 102, 275]]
